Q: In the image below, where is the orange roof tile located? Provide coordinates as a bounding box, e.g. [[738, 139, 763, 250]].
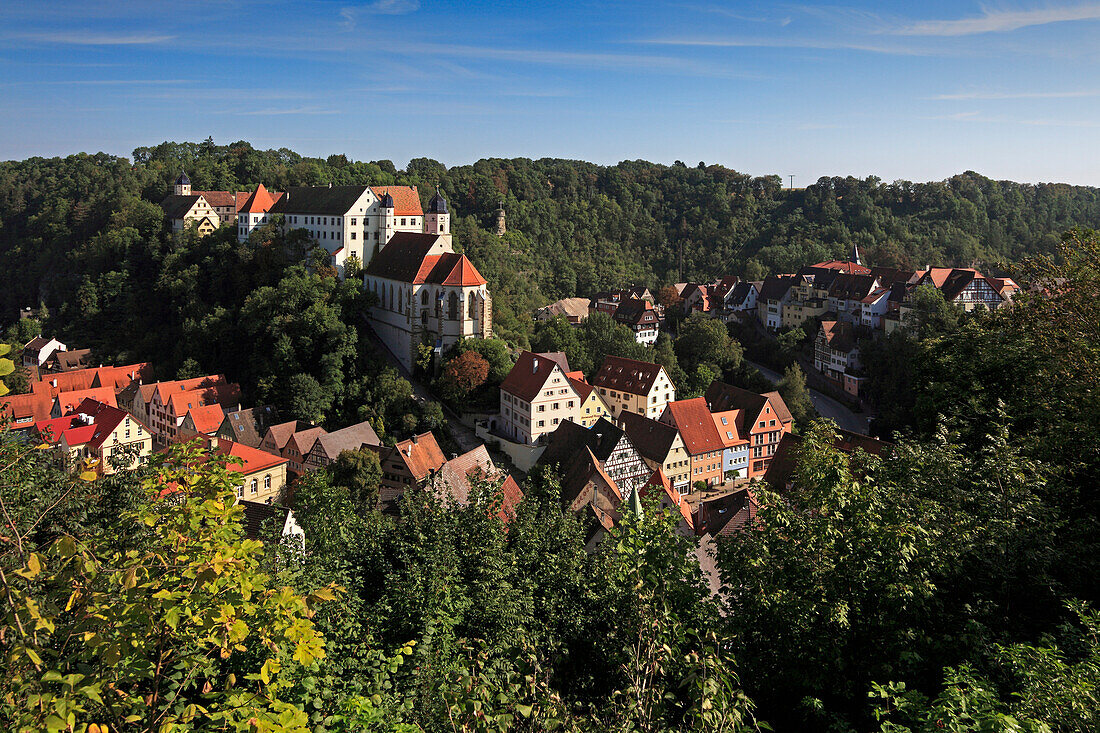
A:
[[55, 388, 117, 416], [371, 186, 423, 216], [215, 439, 288, 475], [664, 398, 724, 455], [712, 410, 746, 446], [185, 404, 225, 434], [392, 431, 446, 480], [239, 183, 276, 214]]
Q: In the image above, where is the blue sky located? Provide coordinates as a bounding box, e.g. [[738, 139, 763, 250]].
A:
[[3, 1, 1100, 184]]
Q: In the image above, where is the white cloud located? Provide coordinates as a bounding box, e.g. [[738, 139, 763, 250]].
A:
[[896, 3, 1100, 36], [932, 89, 1100, 99], [339, 0, 419, 29], [20, 31, 173, 45]]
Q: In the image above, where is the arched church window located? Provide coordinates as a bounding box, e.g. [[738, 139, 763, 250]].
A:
[[421, 289, 429, 306], [468, 294, 477, 320], [448, 292, 459, 320]]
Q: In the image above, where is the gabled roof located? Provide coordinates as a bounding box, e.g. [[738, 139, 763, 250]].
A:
[[391, 431, 446, 480], [363, 232, 447, 282], [268, 185, 370, 215], [566, 372, 596, 401], [763, 430, 888, 491], [185, 404, 225, 435], [214, 438, 288, 475], [434, 254, 487, 286], [219, 406, 280, 448], [23, 336, 52, 354], [539, 297, 590, 318], [166, 383, 241, 419], [193, 190, 237, 208], [160, 194, 203, 220], [860, 286, 891, 305], [311, 420, 382, 459], [619, 411, 680, 464], [639, 468, 694, 531], [758, 274, 798, 301], [810, 260, 872, 275], [592, 356, 669, 396], [613, 297, 658, 325], [435, 445, 496, 505], [38, 398, 140, 451], [286, 427, 326, 457], [704, 381, 793, 432], [55, 388, 116, 416], [819, 320, 857, 353], [727, 281, 756, 305], [500, 351, 572, 403], [239, 183, 276, 214], [663, 398, 724, 455], [238, 500, 292, 539], [538, 417, 629, 469], [264, 420, 309, 451], [370, 186, 423, 216], [153, 375, 228, 404], [712, 409, 745, 446], [827, 273, 879, 302], [48, 349, 92, 372]]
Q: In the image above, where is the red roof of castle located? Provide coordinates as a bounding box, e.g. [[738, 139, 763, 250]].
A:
[[239, 183, 276, 214], [371, 186, 423, 216]]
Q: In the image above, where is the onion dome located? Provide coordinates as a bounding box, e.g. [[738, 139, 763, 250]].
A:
[[427, 189, 448, 214]]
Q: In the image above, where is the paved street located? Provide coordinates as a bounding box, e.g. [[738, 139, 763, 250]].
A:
[[745, 360, 870, 435]]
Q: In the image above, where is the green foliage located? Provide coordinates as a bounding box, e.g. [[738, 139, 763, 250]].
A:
[[0, 438, 337, 733], [674, 312, 743, 395], [330, 448, 383, 512], [776, 363, 815, 429]]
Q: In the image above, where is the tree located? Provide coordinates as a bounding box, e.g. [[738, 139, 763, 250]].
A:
[[674, 312, 742, 378], [777, 363, 815, 428], [438, 350, 490, 402], [0, 439, 336, 732], [531, 316, 590, 375], [330, 447, 384, 511], [658, 285, 683, 310], [286, 372, 330, 424]]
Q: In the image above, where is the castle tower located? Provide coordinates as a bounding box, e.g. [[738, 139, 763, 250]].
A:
[[425, 188, 450, 235], [380, 192, 395, 245], [174, 171, 192, 196], [495, 199, 506, 236]]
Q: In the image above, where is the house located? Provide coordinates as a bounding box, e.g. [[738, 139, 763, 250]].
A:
[[712, 409, 750, 480], [209, 438, 288, 504], [266, 184, 429, 272], [723, 281, 758, 317], [691, 487, 760, 537], [566, 371, 613, 428], [192, 189, 243, 228], [146, 376, 241, 440], [216, 406, 280, 449], [22, 336, 66, 368], [376, 431, 447, 507], [179, 404, 226, 438], [45, 348, 92, 372], [304, 420, 382, 471], [681, 283, 713, 314], [826, 273, 881, 324], [499, 352, 580, 445], [813, 319, 861, 387], [89, 363, 154, 392], [756, 275, 798, 330], [283, 427, 327, 475], [557, 446, 624, 552], [910, 267, 1017, 312], [362, 229, 493, 372], [430, 445, 524, 523], [537, 418, 651, 502], [659, 398, 726, 489], [590, 287, 654, 317], [536, 297, 591, 325], [1, 383, 55, 431], [618, 411, 692, 493], [592, 356, 676, 420], [35, 398, 152, 474], [238, 500, 305, 551], [51, 388, 117, 418], [160, 173, 220, 235], [704, 382, 793, 478], [260, 420, 317, 456], [613, 298, 661, 345]]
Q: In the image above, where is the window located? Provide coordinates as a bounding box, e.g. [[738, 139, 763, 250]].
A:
[[401, 218, 407, 225], [351, 218, 356, 225], [250, 479, 258, 495], [721, 417, 728, 425], [448, 291, 459, 319], [468, 297, 477, 319], [421, 289, 429, 305], [538, 420, 545, 427], [769, 420, 776, 427], [552, 403, 559, 410], [568, 401, 574, 408], [125, 429, 130, 438], [351, 232, 356, 239], [264, 475, 271, 490], [538, 405, 545, 412]]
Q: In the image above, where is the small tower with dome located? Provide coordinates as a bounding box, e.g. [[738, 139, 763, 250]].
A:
[[379, 191, 395, 247], [174, 171, 192, 196], [495, 199, 506, 236], [425, 188, 450, 235]]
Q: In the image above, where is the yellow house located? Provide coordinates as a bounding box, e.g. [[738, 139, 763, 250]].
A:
[[568, 372, 613, 428], [35, 398, 152, 475], [592, 356, 676, 420], [160, 175, 221, 235]]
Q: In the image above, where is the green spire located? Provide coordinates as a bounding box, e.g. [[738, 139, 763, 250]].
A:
[[630, 486, 643, 517]]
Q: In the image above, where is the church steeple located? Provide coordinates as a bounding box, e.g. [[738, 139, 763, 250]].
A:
[[850, 242, 862, 266], [174, 171, 191, 196]]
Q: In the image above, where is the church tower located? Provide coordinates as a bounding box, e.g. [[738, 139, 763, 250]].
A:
[[425, 188, 450, 235], [174, 171, 192, 196], [379, 192, 395, 245], [495, 200, 506, 236]]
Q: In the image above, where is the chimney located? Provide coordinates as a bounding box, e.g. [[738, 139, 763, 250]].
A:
[[412, 434, 419, 444]]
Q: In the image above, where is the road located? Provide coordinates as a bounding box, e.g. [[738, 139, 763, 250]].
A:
[[745, 360, 870, 435]]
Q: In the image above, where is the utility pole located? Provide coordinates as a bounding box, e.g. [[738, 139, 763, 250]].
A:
[[679, 241, 684, 283]]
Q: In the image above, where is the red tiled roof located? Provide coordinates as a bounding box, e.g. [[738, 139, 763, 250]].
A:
[[154, 375, 227, 404], [90, 363, 154, 391], [567, 372, 595, 401], [264, 420, 307, 450], [664, 398, 724, 455], [820, 320, 857, 353], [392, 431, 447, 480], [592, 356, 668, 396], [2, 383, 54, 426], [287, 427, 326, 457], [37, 398, 140, 451], [364, 233, 485, 286], [438, 255, 487, 286], [498, 475, 524, 523], [811, 260, 872, 275], [640, 468, 693, 530], [239, 183, 276, 214], [214, 438, 288, 475], [712, 410, 745, 446], [185, 404, 225, 434], [194, 190, 237, 208], [166, 383, 240, 420], [55, 388, 117, 416], [501, 352, 572, 403], [371, 186, 423, 216]]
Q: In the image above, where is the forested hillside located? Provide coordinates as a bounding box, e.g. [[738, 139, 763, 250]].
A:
[[3, 140, 1100, 350]]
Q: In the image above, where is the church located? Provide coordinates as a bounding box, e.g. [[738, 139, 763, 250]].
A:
[[362, 191, 492, 371]]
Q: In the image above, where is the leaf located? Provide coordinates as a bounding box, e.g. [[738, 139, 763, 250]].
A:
[[26, 553, 42, 577]]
